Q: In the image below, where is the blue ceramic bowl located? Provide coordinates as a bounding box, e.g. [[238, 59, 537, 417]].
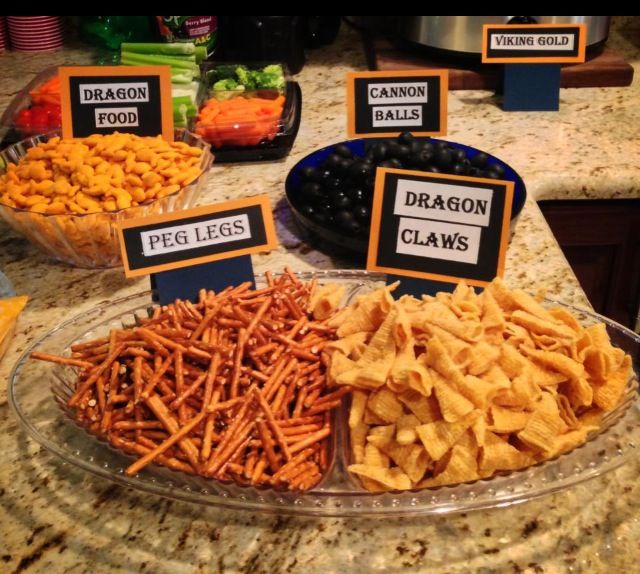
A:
[[285, 137, 527, 256]]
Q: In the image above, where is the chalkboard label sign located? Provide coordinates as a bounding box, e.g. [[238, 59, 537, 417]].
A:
[[117, 196, 277, 278], [59, 66, 174, 139], [482, 24, 586, 64], [347, 70, 448, 138], [367, 168, 514, 287]]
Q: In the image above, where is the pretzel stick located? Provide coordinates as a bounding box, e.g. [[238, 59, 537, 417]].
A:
[[255, 391, 292, 461], [204, 390, 256, 473], [67, 343, 126, 407], [311, 386, 352, 406], [138, 327, 187, 353], [208, 419, 255, 476], [206, 396, 245, 413], [280, 424, 323, 436], [229, 328, 246, 399], [202, 351, 221, 410], [244, 449, 258, 479], [125, 409, 207, 476], [30, 352, 94, 370], [70, 338, 109, 352], [200, 415, 216, 462], [169, 371, 207, 411], [303, 400, 341, 416], [256, 420, 281, 472], [292, 385, 309, 418], [144, 394, 200, 469], [251, 455, 268, 484], [278, 416, 324, 427], [271, 447, 318, 483], [289, 427, 331, 454], [264, 357, 298, 402], [113, 420, 164, 430], [112, 436, 195, 475]]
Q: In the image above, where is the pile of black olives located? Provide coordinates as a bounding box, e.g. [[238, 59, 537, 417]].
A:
[[294, 132, 507, 237]]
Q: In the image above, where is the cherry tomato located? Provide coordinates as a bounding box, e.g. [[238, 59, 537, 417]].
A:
[[15, 108, 32, 127]]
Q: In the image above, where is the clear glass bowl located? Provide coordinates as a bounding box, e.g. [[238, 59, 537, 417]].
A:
[[0, 129, 214, 268], [8, 270, 640, 517]]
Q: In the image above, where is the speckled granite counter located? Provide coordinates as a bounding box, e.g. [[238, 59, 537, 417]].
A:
[[1, 18, 639, 574]]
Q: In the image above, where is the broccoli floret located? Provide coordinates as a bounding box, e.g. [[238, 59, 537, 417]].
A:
[[251, 68, 285, 90], [212, 78, 237, 90], [235, 66, 257, 89], [212, 78, 245, 100], [262, 64, 284, 76]]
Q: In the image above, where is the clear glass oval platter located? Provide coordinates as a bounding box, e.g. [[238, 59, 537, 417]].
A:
[[8, 270, 640, 517]]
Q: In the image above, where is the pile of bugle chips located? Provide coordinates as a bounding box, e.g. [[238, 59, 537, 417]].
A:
[[326, 277, 632, 491]]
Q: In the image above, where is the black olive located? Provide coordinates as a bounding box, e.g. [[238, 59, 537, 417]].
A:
[[435, 148, 453, 169], [346, 187, 366, 203], [329, 189, 350, 207], [329, 189, 346, 202], [299, 166, 321, 182], [426, 165, 441, 173], [451, 162, 469, 176], [335, 210, 361, 234], [409, 140, 422, 154], [353, 204, 371, 222], [348, 161, 371, 182], [421, 141, 435, 154], [450, 148, 467, 163], [300, 204, 316, 218], [469, 167, 483, 177], [395, 144, 411, 162], [416, 149, 434, 169], [336, 157, 353, 175], [470, 152, 489, 168], [386, 141, 401, 158], [319, 168, 333, 181], [334, 143, 353, 158], [323, 153, 343, 171], [379, 158, 402, 169], [324, 177, 343, 191], [488, 162, 505, 177], [483, 170, 502, 180], [435, 140, 449, 151], [321, 209, 335, 225], [398, 131, 414, 145], [313, 210, 328, 224], [406, 152, 422, 168], [299, 182, 323, 203], [364, 175, 376, 189], [370, 142, 388, 162]]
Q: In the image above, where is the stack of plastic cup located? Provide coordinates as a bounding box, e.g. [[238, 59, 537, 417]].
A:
[[0, 17, 8, 52], [7, 16, 64, 51]]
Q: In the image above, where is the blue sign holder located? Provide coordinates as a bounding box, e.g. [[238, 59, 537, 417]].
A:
[[151, 255, 255, 305], [502, 63, 561, 111]]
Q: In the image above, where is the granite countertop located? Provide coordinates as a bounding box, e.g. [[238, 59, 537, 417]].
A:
[[1, 18, 639, 574]]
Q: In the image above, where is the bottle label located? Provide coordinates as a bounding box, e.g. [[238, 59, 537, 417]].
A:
[[157, 16, 218, 56]]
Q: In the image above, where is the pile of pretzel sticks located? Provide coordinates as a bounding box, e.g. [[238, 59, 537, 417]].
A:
[[32, 270, 350, 491]]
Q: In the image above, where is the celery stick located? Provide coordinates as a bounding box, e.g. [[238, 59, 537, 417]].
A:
[[121, 42, 195, 56], [171, 71, 194, 84], [194, 46, 207, 64], [172, 95, 194, 108], [120, 51, 196, 71]]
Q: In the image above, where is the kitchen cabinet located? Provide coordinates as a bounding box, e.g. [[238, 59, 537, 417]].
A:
[[538, 199, 640, 329]]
